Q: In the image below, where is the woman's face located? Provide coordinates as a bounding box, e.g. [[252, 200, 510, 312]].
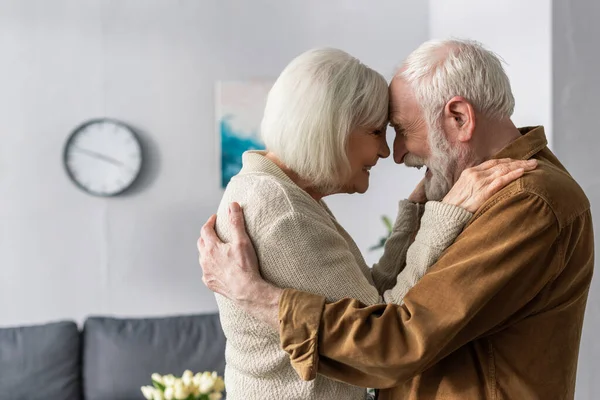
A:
[[340, 125, 390, 194]]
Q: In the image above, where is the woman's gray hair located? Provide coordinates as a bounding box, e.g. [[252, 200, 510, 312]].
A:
[[260, 48, 389, 193], [398, 38, 515, 130]]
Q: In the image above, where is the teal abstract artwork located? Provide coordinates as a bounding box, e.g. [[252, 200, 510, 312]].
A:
[[216, 81, 272, 188]]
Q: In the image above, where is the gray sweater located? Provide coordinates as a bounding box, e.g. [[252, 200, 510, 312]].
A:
[[214, 151, 472, 400]]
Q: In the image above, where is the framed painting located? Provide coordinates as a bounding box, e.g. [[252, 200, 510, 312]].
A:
[[216, 80, 273, 188]]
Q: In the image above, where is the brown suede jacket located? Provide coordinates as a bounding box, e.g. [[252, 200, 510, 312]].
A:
[[278, 126, 594, 399]]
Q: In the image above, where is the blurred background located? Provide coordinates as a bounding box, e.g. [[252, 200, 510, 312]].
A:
[[0, 0, 598, 398]]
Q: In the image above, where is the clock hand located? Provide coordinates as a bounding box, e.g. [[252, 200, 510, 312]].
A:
[[72, 146, 124, 167]]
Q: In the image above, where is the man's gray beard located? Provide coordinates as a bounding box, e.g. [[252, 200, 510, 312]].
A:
[[404, 151, 455, 201], [403, 125, 467, 201], [424, 155, 456, 201], [422, 125, 461, 201], [424, 175, 449, 201]]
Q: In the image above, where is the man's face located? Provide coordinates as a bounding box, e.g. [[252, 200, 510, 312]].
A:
[[388, 77, 460, 201]]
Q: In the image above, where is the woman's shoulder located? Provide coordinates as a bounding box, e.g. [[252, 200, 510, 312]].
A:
[[215, 173, 329, 241], [223, 172, 321, 217]]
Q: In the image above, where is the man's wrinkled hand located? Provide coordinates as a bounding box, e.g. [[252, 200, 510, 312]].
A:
[[197, 202, 283, 329], [197, 202, 261, 303], [443, 158, 538, 213]]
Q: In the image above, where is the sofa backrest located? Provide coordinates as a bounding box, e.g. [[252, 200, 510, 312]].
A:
[[0, 320, 82, 400], [82, 314, 226, 400]]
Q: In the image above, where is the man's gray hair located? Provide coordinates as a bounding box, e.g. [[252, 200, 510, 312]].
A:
[[260, 48, 388, 193], [398, 38, 515, 129]]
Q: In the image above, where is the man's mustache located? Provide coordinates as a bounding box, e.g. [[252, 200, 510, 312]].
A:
[[404, 154, 427, 169]]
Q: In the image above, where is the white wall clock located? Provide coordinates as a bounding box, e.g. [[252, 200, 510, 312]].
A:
[[63, 118, 143, 197]]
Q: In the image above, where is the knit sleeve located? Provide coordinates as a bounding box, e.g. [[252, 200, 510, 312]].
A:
[[382, 201, 472, 304], [371, 200, 424, 293]]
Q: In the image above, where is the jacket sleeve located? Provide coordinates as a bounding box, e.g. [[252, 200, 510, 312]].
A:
[[279, 191, 561, 388]]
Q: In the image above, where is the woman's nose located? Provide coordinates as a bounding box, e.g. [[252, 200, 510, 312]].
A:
[[379, 137, 391, 159]]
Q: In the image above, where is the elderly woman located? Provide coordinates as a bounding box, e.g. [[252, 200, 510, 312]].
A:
[[213, 48, 532, 399]]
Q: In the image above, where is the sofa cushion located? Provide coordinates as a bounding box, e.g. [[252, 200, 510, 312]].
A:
[[0, 320, 81, 400], [82, 313, 226, 400]]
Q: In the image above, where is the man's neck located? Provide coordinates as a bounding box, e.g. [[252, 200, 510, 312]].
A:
[[450, 119, 523, 184], [471, 119, 523, 165]]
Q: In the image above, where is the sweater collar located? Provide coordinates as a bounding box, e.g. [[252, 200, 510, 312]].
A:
[[238, 151, 334, 214], [238, 151, 297, 186]]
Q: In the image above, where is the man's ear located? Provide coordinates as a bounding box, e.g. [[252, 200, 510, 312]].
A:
[[443, 96, 476, 143]]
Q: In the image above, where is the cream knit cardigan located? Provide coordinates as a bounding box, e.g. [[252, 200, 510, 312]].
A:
[[214, 152, 472, 400]]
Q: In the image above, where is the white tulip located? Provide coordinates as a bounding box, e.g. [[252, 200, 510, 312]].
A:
[[192, 373, 202, 387], [209, 393, 223, 400], [197, 371, 216, 394], [173, 384, 189, 399], [151, 373, 164, 384], [153, 390, 164, 400], [182, 370, 194, 387], [141, 386, 155, 400], [164, 387, 174, 400], [213, 376, 225, 393], [163, 374, 176, 387]]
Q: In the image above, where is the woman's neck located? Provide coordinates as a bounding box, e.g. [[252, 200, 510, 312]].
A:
[[264, 152, 326, 202]]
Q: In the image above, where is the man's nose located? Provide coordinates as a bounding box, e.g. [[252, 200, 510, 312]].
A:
[[393, 136, 407, 164]]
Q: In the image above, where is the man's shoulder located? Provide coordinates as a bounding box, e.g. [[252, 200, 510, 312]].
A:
[[485, 153, 590, 229], [523, 153, 589, 227]]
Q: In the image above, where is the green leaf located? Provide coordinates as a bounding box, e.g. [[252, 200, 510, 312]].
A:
[[370, 215, 394, 252], [368, 237, 387, 251], [382, 215, 393, 233], [152, 380, 166, 392]]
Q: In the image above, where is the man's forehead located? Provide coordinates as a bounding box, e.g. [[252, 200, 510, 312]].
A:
[[388, 108, 402, 126], [388, 102, 403, 126], [389, 77, 413, 100], [389, 77, 418, 123]]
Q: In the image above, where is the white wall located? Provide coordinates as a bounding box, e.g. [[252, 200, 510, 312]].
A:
[[337, 1, 554, 267], [552, 1, 600, 398], [428, 0, 553, 147], [0, 0, 429, 326]]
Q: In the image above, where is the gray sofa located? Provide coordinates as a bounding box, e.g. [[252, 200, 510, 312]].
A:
[[0, 314, 226, 400]]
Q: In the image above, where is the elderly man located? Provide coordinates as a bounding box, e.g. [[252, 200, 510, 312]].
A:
[[198, 39, 594, 399]]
